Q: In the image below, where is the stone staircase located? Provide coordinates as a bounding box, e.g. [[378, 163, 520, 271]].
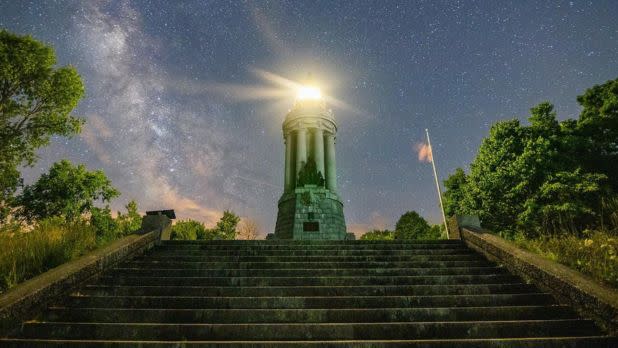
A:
[[2, 240, 616, 346]]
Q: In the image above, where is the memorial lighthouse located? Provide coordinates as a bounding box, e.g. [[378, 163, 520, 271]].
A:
[[272, 86, 349, 240]]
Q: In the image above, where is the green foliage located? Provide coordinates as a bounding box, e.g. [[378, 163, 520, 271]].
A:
[[360, 229, 394, 240], [576, 78, 618, 191], [89, 206, 119, 244], [171, 211, 240, 241], [16, 160, 120, 222], [442, 168, 467, 217], [0, 217, 96, 293], [116, 200, 141, 235], [0, 200, 143, 292], [443, 86, 618, 238], [514, 231, 617, 288], [520, 169, 607, 237], [212, 210, 240, 240], [429, 224, 446, 239], [394, 211, 440, 240], [171, 219, 207, 240], [0, 165, 21, 221], [297, 157, 325, 187], [0, 30, 84, 222]]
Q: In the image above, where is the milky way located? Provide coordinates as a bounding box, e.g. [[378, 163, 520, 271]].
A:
[[2, 1, 617, 237]]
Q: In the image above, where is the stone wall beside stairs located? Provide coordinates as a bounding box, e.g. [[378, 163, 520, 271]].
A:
[[451, 217, 618, 335]]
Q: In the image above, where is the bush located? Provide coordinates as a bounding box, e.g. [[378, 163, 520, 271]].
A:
[[0, 217, 96, 293], [90, 206, 119, 244], [116, 200, 142, 235], [514, 230, 617, 288], [394, 211, 442, 240], [360, 230, 394, 240], [171, 219, 207, 240]]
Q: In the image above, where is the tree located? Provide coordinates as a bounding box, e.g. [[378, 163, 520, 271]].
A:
[[575, 78, 618, 191], [460, 118, 529, 236], [171, 219, 207, 240], [519, 169, 607, 237], [445, 94, 616, 239], [0, 30, 84, 222], [116, 200, 142, 235], [442, 168, 467, 217], [429, 224, 445, 239], [394, 211, 436, 240], [170, 212, 241, 241], [90, 206, 118, 243], [16, 160, 119, 222], [360, 229, 394, 240], [211, 210, 240, 240], [237, 218, 259, 240], [457, 103, 572, 238]]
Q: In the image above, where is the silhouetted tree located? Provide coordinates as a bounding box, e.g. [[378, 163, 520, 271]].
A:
[[394, 211, 440, 240], [0, 30, 84, 222], [16, 160, 119, 222]]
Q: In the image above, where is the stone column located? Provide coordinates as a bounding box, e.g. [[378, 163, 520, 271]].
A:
[[313, 128, 325, 179], [284, 133, 293, 191], [325, 133, 337, 192], [296, 128, 307, 177]]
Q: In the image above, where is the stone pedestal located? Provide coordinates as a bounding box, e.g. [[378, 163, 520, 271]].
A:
[[274, 186, 347, 240]]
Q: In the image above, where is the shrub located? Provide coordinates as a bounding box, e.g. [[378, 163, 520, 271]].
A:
[[360, 230, 394, 240], [0, 217, 96, 293], [116, 200, 142, 235], [394, 211, 441, 240], [171, 219, 207, 240], [90, 206, 119, 244]]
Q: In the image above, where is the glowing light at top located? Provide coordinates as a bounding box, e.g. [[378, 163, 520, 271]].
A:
[[296, 86, 322, 100]]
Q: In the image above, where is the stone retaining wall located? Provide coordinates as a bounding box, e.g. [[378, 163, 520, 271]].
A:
[[0, 230, 159, 335], [457, 223, 618, 335]]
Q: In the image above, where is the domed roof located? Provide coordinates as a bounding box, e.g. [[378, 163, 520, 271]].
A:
[[283, 99, 336, 129]]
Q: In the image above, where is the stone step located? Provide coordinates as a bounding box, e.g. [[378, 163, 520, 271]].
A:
[[161, 240, 464, 245], [8, 239, 611, 346], [148, 249, 475, 256], [109, 266, 507, 278], [18, 320, 601, 340], [157, 243, 470, 251], [135, 254, 486, 262], [3, 336, 615, 347], [62, 293, 557, 309], [123, 260, 494, 269], [77, 283, 539, 297], [42, 306, 578, 324], [97, 274, 520, 287]]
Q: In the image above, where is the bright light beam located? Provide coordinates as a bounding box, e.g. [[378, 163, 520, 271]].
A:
[[297, 86, 322, 100]]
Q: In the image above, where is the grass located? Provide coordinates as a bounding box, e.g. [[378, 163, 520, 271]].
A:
[[0, 217, 97, 294], [514, 230, 618, 288]]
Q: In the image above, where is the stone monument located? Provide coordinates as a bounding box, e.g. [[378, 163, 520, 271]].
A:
[[273, 86, 348, 240]]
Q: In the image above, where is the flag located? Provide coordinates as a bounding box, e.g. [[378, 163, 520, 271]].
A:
[[415, 142, 433, 163]]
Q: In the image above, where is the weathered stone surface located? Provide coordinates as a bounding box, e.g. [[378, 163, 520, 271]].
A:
[[459, 225, 618, 335], [274, 93, 346, 240], [3, 239, 616, 346], [0, 230, 159, 335], [275, 187, 347, 240], [140, 213, 172, 240]]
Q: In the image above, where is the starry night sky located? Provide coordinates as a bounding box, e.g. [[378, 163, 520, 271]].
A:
[[1, 1, 617, 237]]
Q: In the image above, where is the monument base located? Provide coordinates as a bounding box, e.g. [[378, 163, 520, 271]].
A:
[[274, 185, 347, 240]]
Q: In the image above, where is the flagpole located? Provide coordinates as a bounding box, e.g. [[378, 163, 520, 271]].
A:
[[425, 129, 449, 239]]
